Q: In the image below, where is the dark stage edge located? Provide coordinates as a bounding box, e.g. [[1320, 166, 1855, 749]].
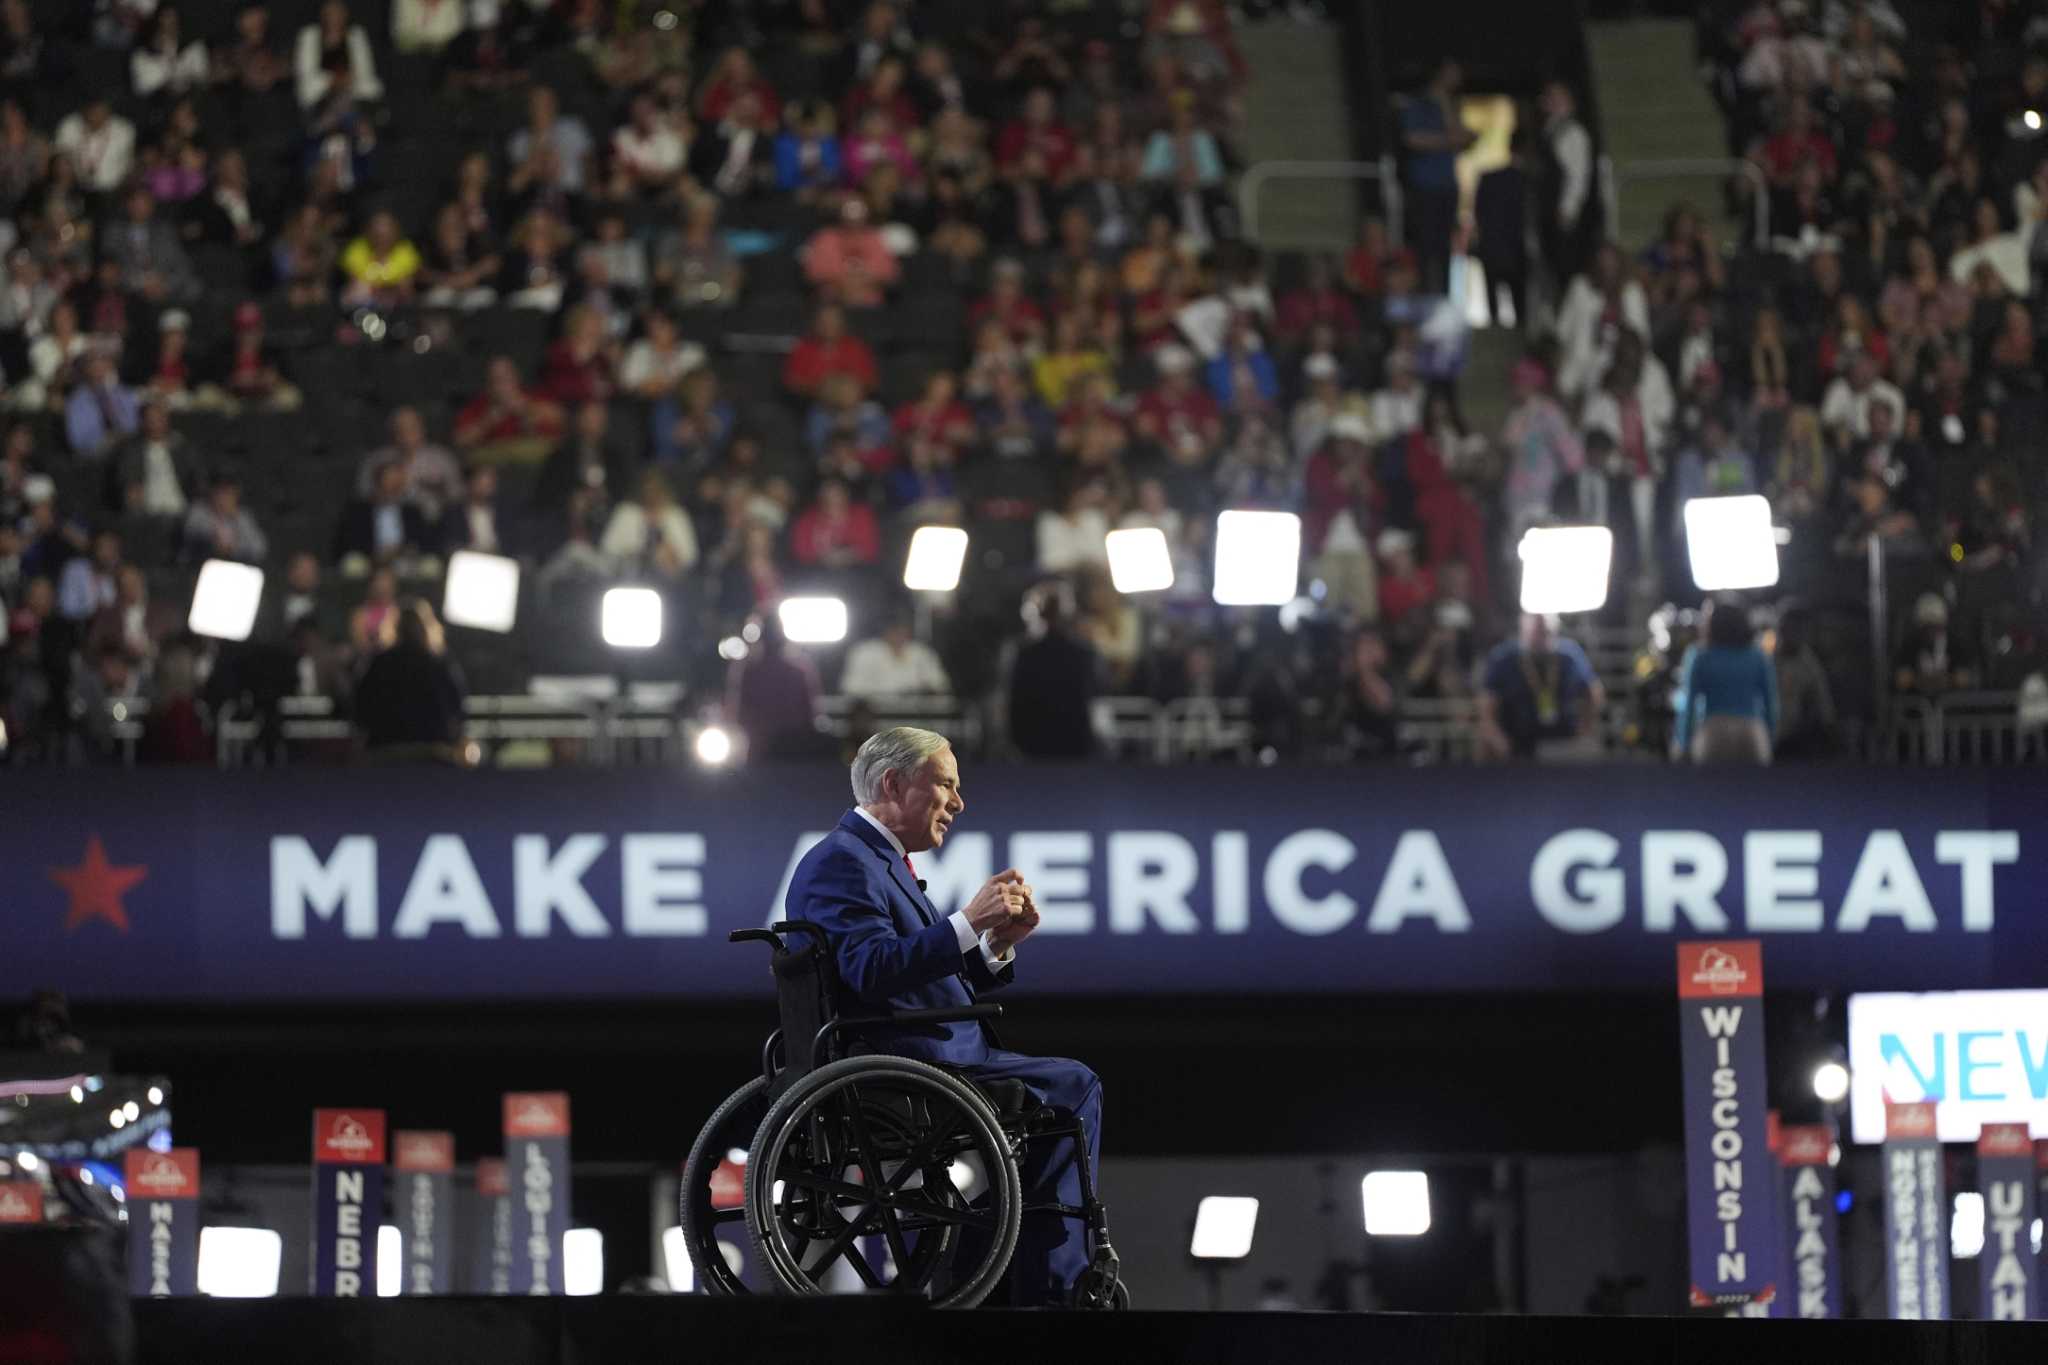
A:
[[132, 1297, 2048, 1364]]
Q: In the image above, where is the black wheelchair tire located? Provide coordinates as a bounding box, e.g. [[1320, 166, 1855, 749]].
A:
[[680, 1075, 770, 1296], [745, 1055, 1022, 1309]]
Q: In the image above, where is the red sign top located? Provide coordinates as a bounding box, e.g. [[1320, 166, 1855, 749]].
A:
[[1676, 940, 1764, 999], [503, 1092, 571, 1138], [1779, 1125, 1833, 1167], [123, 1148, 200, 1199], [394, 1130, 456, 1172], [1977, 1123, 2033, 1158], [0, 1181, 43, 1223], [1766, 1110, 1781, 1153], [313, 1109, 388, 1165], [2038, 1139, 2048, 1173], [476, 1158, 508, 1196], [1885, 1101, 1939, 1140]]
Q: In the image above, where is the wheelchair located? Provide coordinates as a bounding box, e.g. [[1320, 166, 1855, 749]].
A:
[[679, 920, 1128, 1309]]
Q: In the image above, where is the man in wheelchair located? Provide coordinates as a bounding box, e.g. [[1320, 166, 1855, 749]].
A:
[[779, 725, 1112, 1307]]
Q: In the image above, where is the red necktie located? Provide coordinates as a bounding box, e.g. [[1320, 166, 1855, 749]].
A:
[[903, 854, 917, 881]]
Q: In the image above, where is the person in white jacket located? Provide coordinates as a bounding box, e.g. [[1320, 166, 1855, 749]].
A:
[[1555, 242, 1650, 403], [600, 469, 699, 581], [296, 1, 384, 110], [1577, 330, 1673, 586]]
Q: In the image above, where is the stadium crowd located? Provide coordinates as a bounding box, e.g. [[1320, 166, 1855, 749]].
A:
[[0, 0, 2040, 767]]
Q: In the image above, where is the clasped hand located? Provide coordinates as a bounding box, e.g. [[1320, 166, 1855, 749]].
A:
[[963, 868, 1039, 950]]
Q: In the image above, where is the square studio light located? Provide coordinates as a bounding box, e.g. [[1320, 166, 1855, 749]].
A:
[[566, 1227, 604, 1296], [196, 1226, 283, 1298], [601, 587, 663, 649], [1683, 494, 1780, 592], [903, 526, 969, 592], [1189, 1195, 1259, 1260], [1106, 527, 1175, 594], [187, 558, 266, 642], [441, 549, 521, 632], [377, 1225, 402, 1297], [778, 595, 848, 644], [1361, 1170, 1431, 1237], [1212, 510, 1301, 606], [1517, 526, 1612, 615]]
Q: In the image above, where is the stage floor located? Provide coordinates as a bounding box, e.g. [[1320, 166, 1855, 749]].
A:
[[132, 1296, 2048, 1364]]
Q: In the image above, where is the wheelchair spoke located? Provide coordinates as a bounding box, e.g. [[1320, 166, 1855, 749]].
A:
[[799, 1199, 877, 1281], [841, 1240, 886, 1290]]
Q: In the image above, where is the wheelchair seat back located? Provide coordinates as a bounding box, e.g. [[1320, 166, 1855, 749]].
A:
[[768, 923, 838, 1096]]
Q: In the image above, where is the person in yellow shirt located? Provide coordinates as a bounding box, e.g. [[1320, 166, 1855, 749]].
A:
[[339, 210, 422, 308], [1031, 311, 1112, 407]]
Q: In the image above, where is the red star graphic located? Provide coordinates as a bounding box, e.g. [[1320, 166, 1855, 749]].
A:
[[48, 835, 147, 934]]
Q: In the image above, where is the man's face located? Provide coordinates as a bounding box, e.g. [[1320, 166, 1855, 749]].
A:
[[889, 748, 963, 853], [143, 404, 170, 438]]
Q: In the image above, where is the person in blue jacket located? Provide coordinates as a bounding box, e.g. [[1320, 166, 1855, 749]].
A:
[[1672, 596, 1778, 763], [784, 725, 1101, 1305]]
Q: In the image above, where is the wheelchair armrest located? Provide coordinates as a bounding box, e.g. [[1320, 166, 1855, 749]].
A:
[[771, 920, 828, 945], [813, 1005, 1004, 1067], [729, 929, 780, 946], [876, 1004, 1005, 1026]]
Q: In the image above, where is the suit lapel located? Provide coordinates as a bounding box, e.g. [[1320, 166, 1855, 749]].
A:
[[839, 809, 934, 929]]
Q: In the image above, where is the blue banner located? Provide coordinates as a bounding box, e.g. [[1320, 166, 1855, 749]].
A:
[[311, 1109, 385, 1297], [470, 1158, 512, 1294], [393, 1132, 454, 1296], [1883, 1102, 1949, 1320], [8, 768, 2042, 1000], [1978, 1125, 2041, 1321], [504, 1094, 569, 1296], [1677, 941, 1778, 1310], [123, 1149, 199, 1297], [1778, 1126, 1842, 1319]]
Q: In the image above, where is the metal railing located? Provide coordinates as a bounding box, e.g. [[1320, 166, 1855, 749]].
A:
[[81, 687, 2048, 769], [1237, 157, 1400, 245], [1600, 155, 1769, 249], [1882, 692, 2048, 766]]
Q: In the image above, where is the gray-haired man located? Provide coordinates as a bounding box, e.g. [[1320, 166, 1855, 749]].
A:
[[783, 726, 1105, 1306]]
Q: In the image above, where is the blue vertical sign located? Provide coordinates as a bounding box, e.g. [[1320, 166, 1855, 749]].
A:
[[311, 1109, 385, 1297], [2039, 1142, 2048, 1299], [1778, 1125, 1842, 1319], [1977, 1124, 2040, 1321], [470, 1157, 512, 1294], [1882, 1100, 1948, 1320], [393, 1131, 455, 1295], [1677, 940, 1778, 1311], [123, 1149, 200, 1297], [504, 1093, 570, 1295]]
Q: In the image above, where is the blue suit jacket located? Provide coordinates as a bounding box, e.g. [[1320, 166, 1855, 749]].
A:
[[785, 810, 1012, 1065]]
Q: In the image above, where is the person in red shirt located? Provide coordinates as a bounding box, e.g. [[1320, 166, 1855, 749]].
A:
[[1405, 414, 1491, 604], [698, 47, 780, 126], [968, 258, 1047, 347], [1758, 98, 1837, 186], [535, 304, 617, 405], [1375, 527, 1437, 636], [995, 87, 1076, 182], [891, 370, 975, 458], [790, 477, 880, 567], [1274, 255, 1361, 347], [1132, 343, 1221, 465], [454, 355, 565, 452], [783, 304, 880, 398]]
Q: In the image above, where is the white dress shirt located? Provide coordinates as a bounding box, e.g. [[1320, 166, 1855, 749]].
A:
[[852, 807, 1014, 970]]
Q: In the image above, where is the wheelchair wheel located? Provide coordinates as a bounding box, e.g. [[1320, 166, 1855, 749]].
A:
[[746, 1056, 1021, 1308], [680, 1075, 769, 1295]]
